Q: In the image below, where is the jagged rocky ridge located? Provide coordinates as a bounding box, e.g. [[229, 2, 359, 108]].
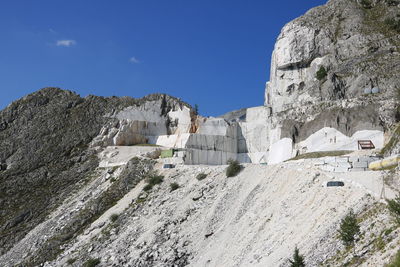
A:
[[0, 88, 193, 258]]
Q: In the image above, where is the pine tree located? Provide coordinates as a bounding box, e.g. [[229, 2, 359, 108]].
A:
[[338, 209, 360, 247], [289, 247, 305, 267], [315, 66, 327, 80]]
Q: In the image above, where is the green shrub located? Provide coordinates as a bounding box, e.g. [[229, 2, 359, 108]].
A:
[[143, 184, 153, 191], [226, 159, 242, 177], [360, 0, 373, 8], [136, 197, 147, 204], [387, 194, 400, 224], [110, 213, 119, 222], [375, 236, 386, 251], [316, 66, 327, 81], [385, 0, 399, 6], [147, 174, 164, 186], [384, 17, 400, 33], [196, 173, 208, 181], [142, 173, 164, 192], [339, 210, 360, 247], [384, 227, 393, 236], [170, 182, 180, 192], [67, 258, 77, 265], [386, 250, 400, 267], [289, 247, 305, 267], [83, 258, 100, 267]]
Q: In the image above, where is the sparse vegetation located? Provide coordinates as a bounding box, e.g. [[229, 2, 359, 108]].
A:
[[360, 0, 373, 9], [142, 172, 164, 192], [143, 184, 153, 191], [385, 0, 399, 6], [384, 17, 400, 33], [170, 182, 180, 192], [386, 250, 400, 267], [226, 159, 242, 177], [374, 235, 386, 251], [67, 258, 77, 265], [316, 66, 328, 80], [147, 173, 164, 186], [387, 194, 400, 225], [136, 197, 147, 204], [289, 247, 305, 267], [101, 225, 111, 236], [196, 172, 208, 181], [384, 227, 393, 236], [288, 150, 352, 161], [110, 213, 119, 222], [380, 124, 400, 156], [397, 87, 400, 121], [83, 258, 101, 267], [339, 210, 360, 247], [380, 124, 400, 155], [18, 157, 154, 266]]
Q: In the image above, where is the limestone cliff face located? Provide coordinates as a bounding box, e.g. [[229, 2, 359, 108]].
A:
[[266, 0, 400, 116]]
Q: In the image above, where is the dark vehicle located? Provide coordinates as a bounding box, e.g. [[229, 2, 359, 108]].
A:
[[163, 164, 175, 169], [327, 181, 344, 187]]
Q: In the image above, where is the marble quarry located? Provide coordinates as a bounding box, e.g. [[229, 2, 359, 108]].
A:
[[91, 11, 390, 166], [92, 98, 385, 166]]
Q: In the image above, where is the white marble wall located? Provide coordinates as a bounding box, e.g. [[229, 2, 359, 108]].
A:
[[238, 107, 269, 154], [183, 148, 237, 165]]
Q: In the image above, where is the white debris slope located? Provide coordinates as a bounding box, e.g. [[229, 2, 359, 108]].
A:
[[38, 160, 398, 267]]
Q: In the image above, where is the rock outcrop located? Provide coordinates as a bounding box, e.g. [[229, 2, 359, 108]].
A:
[[266, 0, 400, 114]]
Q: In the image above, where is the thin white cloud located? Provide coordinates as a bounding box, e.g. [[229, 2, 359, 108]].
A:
[[129, 56, 140, 63], [56, 40, 76, 47]]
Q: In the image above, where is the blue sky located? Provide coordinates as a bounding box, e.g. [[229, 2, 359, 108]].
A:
[[0, 0, 326, 116]]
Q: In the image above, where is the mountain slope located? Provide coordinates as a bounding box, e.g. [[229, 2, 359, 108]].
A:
[[0, 88, 191, 257], [2, 160, 398, 266]]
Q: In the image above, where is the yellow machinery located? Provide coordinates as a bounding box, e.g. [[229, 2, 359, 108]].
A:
[[369, 155, 400, 170]]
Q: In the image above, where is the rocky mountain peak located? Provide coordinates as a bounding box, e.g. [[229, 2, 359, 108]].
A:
[[265, 0, 400, 116]]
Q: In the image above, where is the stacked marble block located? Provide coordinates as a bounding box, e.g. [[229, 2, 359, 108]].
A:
[[315, 156, 382, 172]]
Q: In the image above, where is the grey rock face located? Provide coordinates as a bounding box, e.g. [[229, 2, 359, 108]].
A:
[[265, 0, 400, 119], [0, 88, 191, 257]]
